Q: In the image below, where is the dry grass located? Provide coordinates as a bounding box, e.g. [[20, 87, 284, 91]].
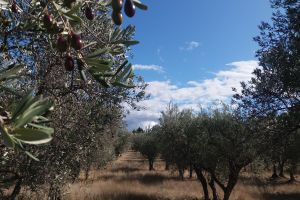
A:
[[65, 151, 300, 200]]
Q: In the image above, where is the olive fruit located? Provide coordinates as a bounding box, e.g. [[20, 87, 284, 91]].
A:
[[112, 11, 123, 26], [2, 19, 10, 27], [70, 32, 83, 50], [85, 7, 94, 20], [112, 0, 123, 11], [73, 39, 83, 50], [65, 55, 75, 71], [43, 14, 53, 28], [56, 36, 68, 52], [124, 0, 135, 17], [11, 2, 19, 13]]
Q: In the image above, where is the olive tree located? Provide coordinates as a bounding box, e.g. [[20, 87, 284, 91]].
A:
[[233, 0, 300, 184], [158, 103, 194, 179], [0, 0, 149, 199], [157, 103, 262, 200], [233, 0, 300, 128], [132, 127, 159, 171]]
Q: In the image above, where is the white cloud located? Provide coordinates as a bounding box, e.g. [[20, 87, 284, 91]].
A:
[[180, 41, 201, 51], [133, 64, 164, 73], [126, 60, 259, 130]]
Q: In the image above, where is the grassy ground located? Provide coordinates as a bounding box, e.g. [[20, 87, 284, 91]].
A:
[[66, 151, 300, 200]]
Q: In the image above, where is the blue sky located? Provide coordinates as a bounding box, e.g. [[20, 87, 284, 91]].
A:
[[123, 1, 274, 129]]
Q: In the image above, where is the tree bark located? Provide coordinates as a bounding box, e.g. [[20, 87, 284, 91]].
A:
[[209, 178, 219, 200], [289, 163, 296, 182], [271, 163, 278, 179], [165, 161, 170, 170], [149, 159, 154, 171], [278, 160, 286, 177], [189, 164, 193, 179], [222, 163, 241, 200], [223, 174, 239, 200], [178, 168, 184, 180], [9, 177, 22, 200], [85, 167, 90, 180], [194, 167, 210, 200]]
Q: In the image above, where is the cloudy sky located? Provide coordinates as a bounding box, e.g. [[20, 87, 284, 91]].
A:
[[122, 0, 273, 130]]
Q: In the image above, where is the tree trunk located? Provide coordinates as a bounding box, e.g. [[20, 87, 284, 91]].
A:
[[194, 167, 210, 200], [271, 163, 278, 179], [209, 178, 219, 200], [9, 177, 22, 200], [278, 160, 285, 177], [149, 159, 154, 171], [289, 170, 295, 182], [222, 164, 240, 200], [178, 168, 184, 180], [189, 164, 193, 179], [85, 167, 90, 180], [223, 176, 238, 200], [289, 163, 296, 183], [165, 161, 170, 170]]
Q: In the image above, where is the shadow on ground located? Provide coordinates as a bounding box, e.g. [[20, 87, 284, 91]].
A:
[[239, 176, 297, 187], [139, 174, 165, 185], [262, 192, 300, 200], [88, 192, 200, 200], [110, 167, 141, 173], [94, 171, 183, 186]]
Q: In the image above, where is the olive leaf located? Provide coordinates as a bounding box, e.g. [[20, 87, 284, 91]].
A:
[[0, 63, 24, 96], [12, 94, 53, 128], [13, 128, 53, 145], [133, 0, 148, 10], [0, 0, 8, 7], [86, 48, 109, 58], [0, 92, 54, 154], [111, 40, 140, 47]]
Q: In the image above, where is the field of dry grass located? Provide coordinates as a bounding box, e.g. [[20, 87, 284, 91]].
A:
[[65, 151, 300, 200]]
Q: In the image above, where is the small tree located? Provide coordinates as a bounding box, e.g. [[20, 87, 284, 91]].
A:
[[188, 105, 262, 200], [158, 103, 194, 179], [132, 129, 159, 171]]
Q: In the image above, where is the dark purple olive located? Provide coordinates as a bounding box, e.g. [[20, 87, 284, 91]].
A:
[[112, 0, 123, 11], [124, 0, 135, 17], [2, 19, 10, 27], [112, 11, 123, 25], [65, 55, 75, 71], [70, 32, 83, 50], [57, 36, 68, 52], [85, 7, 94, 20], [43, 14, 53, 28], [11, 2, 19, 13], [74, 39, 83, 50]]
